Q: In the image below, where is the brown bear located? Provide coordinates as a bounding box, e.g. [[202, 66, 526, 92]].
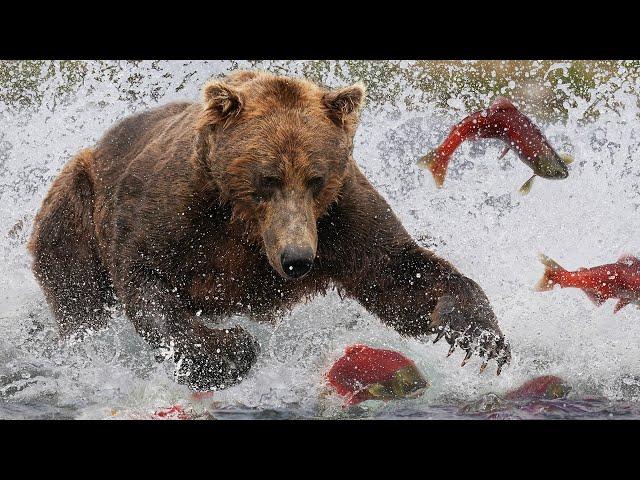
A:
[[28, 71, 510, 391]]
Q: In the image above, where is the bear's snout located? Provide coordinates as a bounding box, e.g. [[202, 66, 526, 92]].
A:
[[280, 246, 315, 279], [260, 190, 318, 280]]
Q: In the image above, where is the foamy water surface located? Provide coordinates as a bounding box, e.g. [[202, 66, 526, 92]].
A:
[[1, 61, 639, 419]]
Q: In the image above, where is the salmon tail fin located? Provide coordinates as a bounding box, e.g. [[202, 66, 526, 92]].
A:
[[534, 254, 565, 292], [417, 150, 448, 188], [490, 96, 517, 110]]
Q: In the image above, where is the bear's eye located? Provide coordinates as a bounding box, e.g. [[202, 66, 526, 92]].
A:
[[259, 175, 282, 190], [252, 175, 282, 202], [308, 176, 325, 195]]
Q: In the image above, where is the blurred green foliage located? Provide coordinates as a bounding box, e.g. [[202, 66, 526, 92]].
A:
[[1, 60, 639, 122]]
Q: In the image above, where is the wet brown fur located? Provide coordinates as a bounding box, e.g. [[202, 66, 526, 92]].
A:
[[28, 71, 502, 390]]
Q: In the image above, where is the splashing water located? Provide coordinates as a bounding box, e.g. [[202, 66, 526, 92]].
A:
[[1, 60, 639, 419]]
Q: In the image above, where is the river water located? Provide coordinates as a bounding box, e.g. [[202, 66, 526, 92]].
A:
[[1, 60, 639, 419]]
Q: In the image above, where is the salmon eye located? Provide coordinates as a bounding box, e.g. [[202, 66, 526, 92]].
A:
[[308, 176, 325, 195]]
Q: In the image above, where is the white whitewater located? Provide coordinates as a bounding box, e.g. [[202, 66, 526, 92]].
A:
[[1, 61, 638, 419]]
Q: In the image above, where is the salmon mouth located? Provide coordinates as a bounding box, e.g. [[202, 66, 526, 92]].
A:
[[537, 163, 568, 179], [405, 384, 429, 399], [386, 365, 430, 398]]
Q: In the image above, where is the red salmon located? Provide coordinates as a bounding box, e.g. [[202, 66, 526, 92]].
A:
[[326, 344, 429, 406], [152, 405, 192, 420], [505, 375, 571, 401], [535, 254, 640, 312], [417, 97, 572, 194]]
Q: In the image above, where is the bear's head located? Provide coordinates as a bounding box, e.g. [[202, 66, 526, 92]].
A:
[[197, 71, 365, 280]]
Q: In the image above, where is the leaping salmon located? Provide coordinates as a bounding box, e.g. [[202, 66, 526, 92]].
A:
[[417, 97, 572, 194], [534, 254, 640, 312]]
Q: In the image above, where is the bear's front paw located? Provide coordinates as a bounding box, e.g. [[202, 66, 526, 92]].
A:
[[174, 326, 259, 391], [429, 277, 511, 375]]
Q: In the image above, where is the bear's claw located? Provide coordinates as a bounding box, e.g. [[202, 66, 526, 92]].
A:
[[437, 328, 510, 375], [429, 279, 511, 375]]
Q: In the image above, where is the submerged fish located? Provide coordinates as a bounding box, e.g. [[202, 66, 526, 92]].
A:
[[109, 404, 195, 420], [504, 375, 571, 401], [417, 97, 572, 194], [152, 405, 192, 420], [459, 376, 571, 416], [535, 254, 640, 312], [326, 344, 429, 406]]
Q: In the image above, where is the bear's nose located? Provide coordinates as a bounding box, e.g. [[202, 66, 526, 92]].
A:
[[280, 246, 315, 279]]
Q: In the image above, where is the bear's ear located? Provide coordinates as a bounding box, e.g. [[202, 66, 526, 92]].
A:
[[225, 70, 260, 86], [201, 80, 244, 127], [322, 83, 366, 127]]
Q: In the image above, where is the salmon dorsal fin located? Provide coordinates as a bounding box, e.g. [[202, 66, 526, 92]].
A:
[[617, 254, 640, 267], [490, 96, 517, 111], [343, 344, 368, 356]]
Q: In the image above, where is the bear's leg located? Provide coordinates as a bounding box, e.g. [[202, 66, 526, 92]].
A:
[[28, 150, 115, 338], [322, 164, 511, 373], [113, 271, 258, 391]]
